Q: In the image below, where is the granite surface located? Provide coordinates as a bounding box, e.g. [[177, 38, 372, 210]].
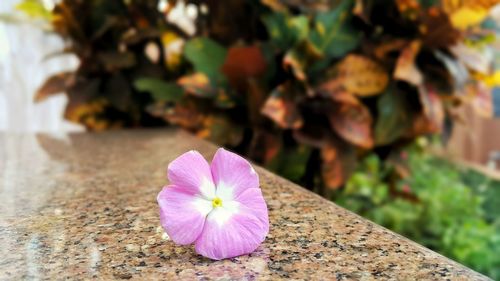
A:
[[0, 129, 490, 280]]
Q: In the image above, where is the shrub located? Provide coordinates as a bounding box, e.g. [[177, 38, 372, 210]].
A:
[[13, 0, 499, 189], [333, 142, 500, 278]]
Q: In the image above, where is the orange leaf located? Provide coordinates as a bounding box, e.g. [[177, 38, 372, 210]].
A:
[[221, 46, 267, 90], [328, 91, 374, 149], [177, 73, 215, 97], [336, 54, 389, 96], [394, 40, 423, 86], [261, 85, 303, 129]]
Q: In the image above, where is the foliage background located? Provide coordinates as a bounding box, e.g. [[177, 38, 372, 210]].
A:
[[6, 0, 500, 278]]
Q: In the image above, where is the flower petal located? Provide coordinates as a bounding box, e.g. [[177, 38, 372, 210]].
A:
[[168, 150, 216, 198], [157, 185, 212, 245], [236, 188, 269, 233], [211, 148, 259, 198], [194, 205, 268, 260]]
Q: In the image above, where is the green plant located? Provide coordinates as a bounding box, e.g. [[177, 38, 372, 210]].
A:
[[333, 143, 500, 278], [12, 0, 499, 190]]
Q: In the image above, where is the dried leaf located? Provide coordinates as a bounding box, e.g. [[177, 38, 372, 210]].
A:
[[35, 72, 75, 102], [261, 84, 303, 129], [328, 91, 374, 149], [394, 40, 423, 86], [177, 73, 216, 97], [336, 54, 389, 96], [221, 46, 267, 90]]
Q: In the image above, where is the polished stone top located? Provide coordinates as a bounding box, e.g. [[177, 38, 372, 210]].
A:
[[0, 129, 490, 280]]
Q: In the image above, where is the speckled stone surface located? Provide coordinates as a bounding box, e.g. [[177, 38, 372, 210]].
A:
[[0, 129, 490, 280]]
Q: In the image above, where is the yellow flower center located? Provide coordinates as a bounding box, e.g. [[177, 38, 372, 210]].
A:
[[212, 197, 223, 208]]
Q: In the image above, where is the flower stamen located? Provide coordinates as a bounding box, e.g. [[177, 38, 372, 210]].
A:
[[212, 197, 223, 208]]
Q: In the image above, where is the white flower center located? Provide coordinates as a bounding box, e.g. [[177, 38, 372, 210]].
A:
[[192, 180, 239, 226]]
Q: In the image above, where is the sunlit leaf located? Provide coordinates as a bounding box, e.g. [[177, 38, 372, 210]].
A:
[[15, 0, 52, 20], [134, 78, 183, 102], [450, 7, 489, 30], [394, 40, 423, 86], [309, 0, 361, 59], [177, 73, 216, 97], [335, 54, 389, 96]]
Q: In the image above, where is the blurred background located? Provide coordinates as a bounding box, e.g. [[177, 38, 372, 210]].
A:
[[1, 0, 499, 278]]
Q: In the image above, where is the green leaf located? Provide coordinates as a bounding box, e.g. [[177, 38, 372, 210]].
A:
[[262, 13, 309, 50], [134, 78, 183, 102], [184, 37, 227, 82], [309, 0, 361, 59], [374, 85, 413, 145]]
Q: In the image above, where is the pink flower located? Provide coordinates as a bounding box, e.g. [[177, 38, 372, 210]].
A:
[[157, 148, 269, 260]]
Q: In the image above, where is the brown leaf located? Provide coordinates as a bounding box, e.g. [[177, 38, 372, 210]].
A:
[[321, 140, 356, 189], [221, 46, 267, 91], [261, 84, 303, 129], [420, 7, 460, 49], [177, 73, 216, 97], [394, 40, 423, 86], [328, 91, 374, 149], [336, 54, 389, 96], [35, 72, 75, 102], [373, 39, 408, 61]]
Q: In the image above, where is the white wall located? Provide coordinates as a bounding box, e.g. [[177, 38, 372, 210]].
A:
[[0, 0, 82, 132]]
